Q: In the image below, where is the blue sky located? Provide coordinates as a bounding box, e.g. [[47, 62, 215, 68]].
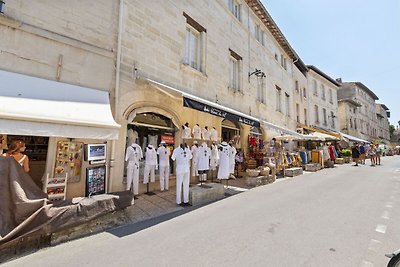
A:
[[262, 0, 400, 126]]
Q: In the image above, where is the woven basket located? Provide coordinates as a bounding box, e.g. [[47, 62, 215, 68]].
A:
[[246, 169, 260, 177], [259, 167, 270, 176]]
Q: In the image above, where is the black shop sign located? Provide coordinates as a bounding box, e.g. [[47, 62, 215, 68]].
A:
[[183, 97, 260, 127]]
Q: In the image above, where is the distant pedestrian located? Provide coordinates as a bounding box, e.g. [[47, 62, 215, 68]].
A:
[[375, 144, 382, 165], [359, 143, 366, 165], [368, 144, 376, 166], [351, 143, 360, 166]]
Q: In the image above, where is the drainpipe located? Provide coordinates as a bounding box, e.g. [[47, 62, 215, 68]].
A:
[[109, 0, 124, 193]]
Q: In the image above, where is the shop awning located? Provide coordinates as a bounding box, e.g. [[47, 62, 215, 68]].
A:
[[262, 121, 305, 139], [143, 77, 260, 127], [299, 124, 341, 139], [0, 70, 120, 140], [340, 132, 370, 144], [306, 132, 340, 141]]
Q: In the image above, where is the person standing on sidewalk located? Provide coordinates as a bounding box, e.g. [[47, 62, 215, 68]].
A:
[[359, 143, 366, 165], [368, 144, 376, 166], [375, 144, 382, 165], [351, 143, 360, 166]]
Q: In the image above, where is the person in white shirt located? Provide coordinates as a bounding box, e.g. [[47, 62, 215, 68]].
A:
[[125, 142, 143, 195], [144, 144, 158, 184], [191, 141, 199, 177], [157, 141, 170, 191], [171, 144, 192, 205], [196, 142, 211, 182], [218, 141, 230, 180], [192, 124, 202, 139]]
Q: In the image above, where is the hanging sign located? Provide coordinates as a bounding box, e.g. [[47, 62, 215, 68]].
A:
[[183, 97, 260, 127]]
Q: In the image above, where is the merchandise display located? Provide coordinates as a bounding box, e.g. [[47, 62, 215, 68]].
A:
[[191, 141, 199, 177], [210, 143, 219, 171], [229, 143, 237, 175], [182, 122, 192, 139], [202, 126, 211, 140], [125, 142, 143, 195], [217, 142, 230, 180], [192, 124, 202, 140], [143, 144, 158, 184], [171, 144, 192, 205], [210, 127, 218, 142], [55, 141, 83, 183], [196, 142, 211, 182], [157, 141, 170, 191]]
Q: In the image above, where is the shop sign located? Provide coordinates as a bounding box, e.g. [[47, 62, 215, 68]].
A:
[[183, 97, 260, 127], [161, 135, 175, 144]]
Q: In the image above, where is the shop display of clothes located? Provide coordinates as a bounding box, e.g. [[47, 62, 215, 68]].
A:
[[171, 144, 192, 205], [127, 129, 138, 148], [328, 144, 336, 161], [229, 144, 237, 174], [148, 134, 158, 148], [299, 150, 308, 165], [157, 142, 170, 191], [210, 143, 219, 171], [197, 142, 211, 181], [182, 123, 191, 139], [143, 145, 158, 184], [210, 127, 218, 142], [192, 124, 202, 140], [191, 142, 199, 177], [217, 142, 230, 180], [202, 126, 211, 140], [125, 143, 143, 195]]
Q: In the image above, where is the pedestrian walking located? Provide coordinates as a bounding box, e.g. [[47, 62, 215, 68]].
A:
[[368, 144, 376, 166], [351, 143, 360, 166], [375, 144, 382, 165]]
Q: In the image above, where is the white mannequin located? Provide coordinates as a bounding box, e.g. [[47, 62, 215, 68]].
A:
[[210, 143, 219, 171], [192, 124, 202, 139], [144, 144, 158, 184], [157, 141, 170, 191], [202, 126, 211, 140], [172, 144, 192, 205], [229, 142, 237, 175], [126, 129, 138, 148], [125, 142, 143, 195], [196, 142, 211, 181], [210, 127, 218, 142], [182, 123, 192, 139], [217, 141, 230, 180], [191, 141, 199, 177]]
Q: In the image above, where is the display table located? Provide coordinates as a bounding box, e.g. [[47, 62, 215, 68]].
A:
[[189, 183, 225, 206], [305, 163, 321, 172], [284, 167, 303, 177]]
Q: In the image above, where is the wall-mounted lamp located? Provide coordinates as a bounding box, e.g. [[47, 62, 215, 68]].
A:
[[0, 1, 5, 14], [248, 68, 266, 79]]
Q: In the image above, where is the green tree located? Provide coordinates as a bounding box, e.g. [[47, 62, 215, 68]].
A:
[[389, 124, 395, 138]]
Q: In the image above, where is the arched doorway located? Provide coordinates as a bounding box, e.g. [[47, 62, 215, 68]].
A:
[[221, 119, 240, 144]]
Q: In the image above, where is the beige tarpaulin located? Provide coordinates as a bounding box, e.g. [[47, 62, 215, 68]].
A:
[[0, 157, 133, 245]]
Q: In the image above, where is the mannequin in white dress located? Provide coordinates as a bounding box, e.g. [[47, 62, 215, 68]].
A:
[[217, 142, 230, 180]]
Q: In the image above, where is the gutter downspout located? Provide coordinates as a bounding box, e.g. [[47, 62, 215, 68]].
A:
[[109, 0, 123, 193]]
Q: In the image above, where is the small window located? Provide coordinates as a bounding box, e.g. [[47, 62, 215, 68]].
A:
[[0, 1, 4, 14], [329, 88, 333, 103], [314, 105, 319, 123], [296, 103, 300, 123], [276, 86, 282, 112], [313, 80, 318, 96], [285, 93, 290, 117], [303, 88, 307, 98], [229, 49, 242, 92], [330, 111, 335, 128], [257, 76, 266, 104], [295, 80, 299, 92], [321, 84, 326, 100], [304, 108, 308, 125], [228, 0, 241, 21], [274, 54, 278, 61], [323, 108, 327, 125], [280, 54, 287, 70]]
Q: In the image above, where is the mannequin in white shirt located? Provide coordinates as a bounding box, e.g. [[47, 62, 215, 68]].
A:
[[229, 142, 237, 179], [191, 141, 199, 177], [144, 144, 158, 187], [171, 143, 192, 205], [217, 141, 230, 180], [196, 142, 211, 182], [125, 142, 143, 195], [157, 141, 170, 191], [210, 142, 219, 181], [192, 124, 202, 140], [182, 122, 192, 139], [210, 127, 218, 142], [202, 126, 211, 140]]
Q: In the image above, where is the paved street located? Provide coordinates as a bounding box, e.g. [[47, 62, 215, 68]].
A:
[[4, 156, 400, 267]]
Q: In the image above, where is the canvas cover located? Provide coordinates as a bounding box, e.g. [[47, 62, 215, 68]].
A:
[[0, 157, 133, 245]]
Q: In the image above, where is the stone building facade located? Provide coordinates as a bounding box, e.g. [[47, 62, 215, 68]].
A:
[[375, 104, 390, 142], [306, 65, 340, 132], [337, 82, 380, 142]]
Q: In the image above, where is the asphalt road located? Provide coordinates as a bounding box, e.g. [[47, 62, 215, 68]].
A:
[[4, 156, 400, 267]]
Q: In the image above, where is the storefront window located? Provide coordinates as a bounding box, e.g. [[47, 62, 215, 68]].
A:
[[222, 119, 240, 145]]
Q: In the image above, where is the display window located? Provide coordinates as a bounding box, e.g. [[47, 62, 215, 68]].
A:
[[222, 119, 240, 145]]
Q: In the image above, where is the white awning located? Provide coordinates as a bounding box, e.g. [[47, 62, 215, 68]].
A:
[[0, 70, 120, 140], [340, 132, 370, 144], [305, 132, 340, 141]]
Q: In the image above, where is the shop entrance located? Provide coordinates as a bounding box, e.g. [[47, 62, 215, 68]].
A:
[[127, 112, 176, 175], [221, 119, 240, 143], [4, 135, 49, 189]]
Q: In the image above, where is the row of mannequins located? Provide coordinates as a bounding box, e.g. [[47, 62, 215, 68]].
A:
[[125, 140, 237, 205], [182, 122, 219, 141]]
